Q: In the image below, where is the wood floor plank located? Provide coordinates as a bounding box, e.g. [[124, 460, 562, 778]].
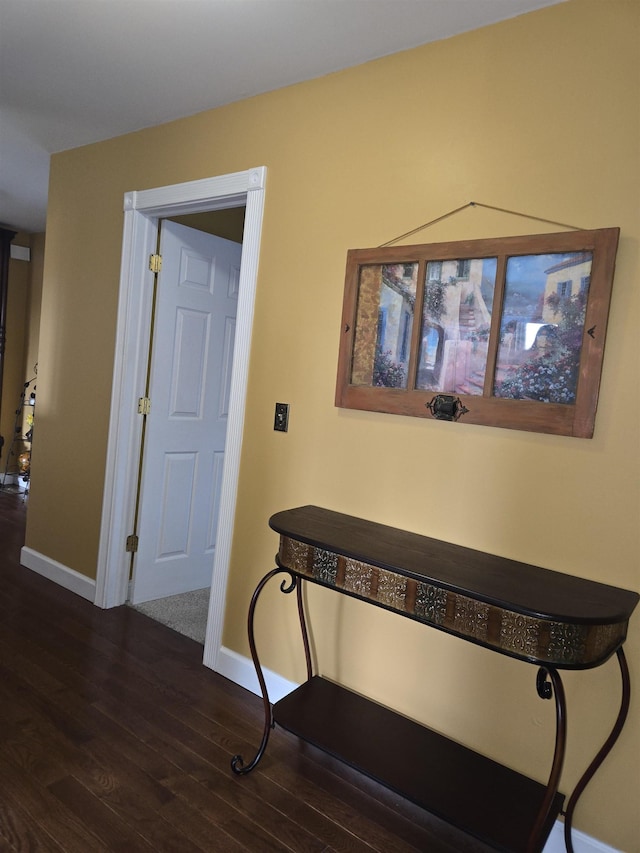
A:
[[75, 685, 292, 851], [60, 767, 205, 853], [158, 793, 253, 853], [0, 752, 112, 853], [47, 775, 158, 853], [8, 673, 258, 853], [0, 795, 64, 853], [92, 689, 328, 853], [160, 773, 299, 853]]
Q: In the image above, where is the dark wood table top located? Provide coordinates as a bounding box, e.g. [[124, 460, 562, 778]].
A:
[[270, 505, 638, 625]]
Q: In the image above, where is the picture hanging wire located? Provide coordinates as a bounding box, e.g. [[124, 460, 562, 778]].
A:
[[378, 201, 584, 248]]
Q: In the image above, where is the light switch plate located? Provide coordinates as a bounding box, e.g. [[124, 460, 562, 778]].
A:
[[274, 402, 289, 432]]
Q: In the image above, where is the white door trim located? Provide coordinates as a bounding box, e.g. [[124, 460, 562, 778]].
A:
[[95, 167, 266, 675]]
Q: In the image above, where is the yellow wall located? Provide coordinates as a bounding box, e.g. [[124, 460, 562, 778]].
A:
[[27, 1, 639, 848]]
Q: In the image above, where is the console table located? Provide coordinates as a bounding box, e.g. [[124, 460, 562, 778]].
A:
[[231, 505, 638, 853]]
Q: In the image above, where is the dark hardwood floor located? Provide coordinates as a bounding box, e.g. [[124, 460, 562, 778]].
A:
[[0, 493, 492, 852]]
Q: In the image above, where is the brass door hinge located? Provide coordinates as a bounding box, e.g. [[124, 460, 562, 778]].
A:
[[125, 534, 139, 553], [149, 253, 162, 273], [138, 397, 151, 415]]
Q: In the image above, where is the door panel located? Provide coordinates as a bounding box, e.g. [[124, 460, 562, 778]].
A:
[[131, 220, 241, 604], [157, 452, 196, 558], [170, 308, 210, 416]]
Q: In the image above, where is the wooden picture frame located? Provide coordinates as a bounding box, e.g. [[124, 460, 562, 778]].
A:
[[335, 228, 619, 437]]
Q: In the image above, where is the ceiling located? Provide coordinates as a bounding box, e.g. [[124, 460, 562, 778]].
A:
[[0, 0, 564, 234]]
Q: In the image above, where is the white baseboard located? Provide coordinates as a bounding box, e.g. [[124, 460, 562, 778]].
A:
[[213, 645, 298, 704], [20, 546, 96, 602], [543, 821, 622, 853]]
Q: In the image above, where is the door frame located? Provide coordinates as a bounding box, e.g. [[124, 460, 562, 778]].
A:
[[94, 167, 266, 673]]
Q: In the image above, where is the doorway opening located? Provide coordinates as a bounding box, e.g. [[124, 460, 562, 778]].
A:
[[127, 209, 245, 644], [0, 234, 42, 509], [95, 167, 266, 674]]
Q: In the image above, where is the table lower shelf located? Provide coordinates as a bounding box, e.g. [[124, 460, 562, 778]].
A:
[[273, 676, 563, 853]]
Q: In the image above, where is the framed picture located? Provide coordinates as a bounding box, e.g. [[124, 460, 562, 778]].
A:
[[335, 228, 619, 437]]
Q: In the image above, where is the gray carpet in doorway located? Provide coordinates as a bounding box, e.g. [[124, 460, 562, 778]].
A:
[[132, 588, 209, 644]]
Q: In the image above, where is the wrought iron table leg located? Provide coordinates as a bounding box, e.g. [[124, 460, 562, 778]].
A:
[[563, 648, 631, 853], [231, 567, 297, 775], [528, 667, 567, 853], [296, 578, 313, 682]]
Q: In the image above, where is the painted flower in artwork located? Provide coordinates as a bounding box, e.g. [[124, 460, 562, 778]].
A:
[[495, 291, 586, 404]]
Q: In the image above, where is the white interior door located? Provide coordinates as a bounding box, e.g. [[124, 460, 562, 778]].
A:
[[130, 220, 241, 604]]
